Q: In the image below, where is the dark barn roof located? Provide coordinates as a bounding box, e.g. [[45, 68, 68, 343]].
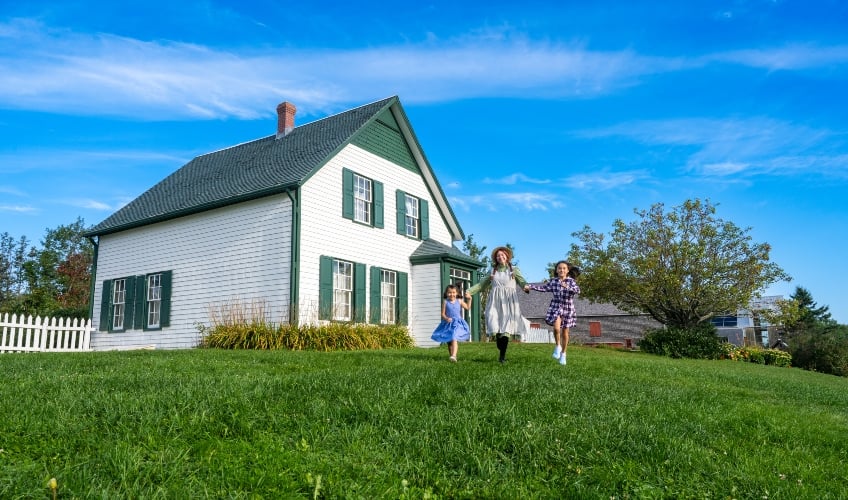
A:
[[519, 285, 637, 318]]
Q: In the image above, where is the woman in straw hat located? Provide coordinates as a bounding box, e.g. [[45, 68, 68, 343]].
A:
[[465, 245, 529, 364]]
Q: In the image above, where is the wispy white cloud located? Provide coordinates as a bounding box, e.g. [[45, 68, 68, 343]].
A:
[[561, 169, 650, 190], [497, 192, 563, 210], [2, 18, 846, 121], [697, 162, 750, 176], [65, 198, 114, 211], [0, 204, 37, 214], [579, 117, 848, 179], [482, 173, 551, 185], [0, 148, 189, 173], [0, 18, 678, 120], [451, 192, 562, 211], [0, 185, 26, 196], [708, 43, 848, 71]]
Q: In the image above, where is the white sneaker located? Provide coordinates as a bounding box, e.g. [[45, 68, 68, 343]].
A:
[[553, 345, 562, 359], [449, 356, 457, 363], [559, 353, 567, 365]]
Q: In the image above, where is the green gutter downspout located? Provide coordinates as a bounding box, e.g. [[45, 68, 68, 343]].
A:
[[284, 188, 302, 325], [86, 236, 99, 322]]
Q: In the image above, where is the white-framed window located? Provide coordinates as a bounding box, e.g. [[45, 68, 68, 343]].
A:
[[354, 174, 372, 224], [405, 194, 419, 238], [100, 271, 171, 332], [450, 268, 472, 321], [112, 278, 126, 330], [333, 259, 353, 321], [147, 273, 162, 328], [380, 270, 397, 324], [449, 268, 471, 294]]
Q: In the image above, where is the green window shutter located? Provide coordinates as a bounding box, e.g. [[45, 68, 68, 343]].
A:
[[369, 266, 382, 324], [319, 256, 333, 320], [342, 168, 354, 220], [373, 180, 384, 228], [132, 275, 145, 330], [398, 272, 408, 325], [395, 190, 406, 235], [99, 280, 112, 331], [420, 199, 429, 240], [354, 262, 366, 323], [121, 275, 136, 331], [160, 270, 172, 327]]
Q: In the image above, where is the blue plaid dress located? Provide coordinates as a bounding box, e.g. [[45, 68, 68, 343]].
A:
[[528, 277, 581, 328]]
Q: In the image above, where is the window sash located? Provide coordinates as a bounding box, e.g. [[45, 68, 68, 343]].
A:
[[112, 278, 126, 330], [333, 260, 353, 321], [449, 268, 471, 295], [354, 174, 372, 224], [405, 194, 419, 238], [147, 273, 162, 328], [380, 270, 397, 324]]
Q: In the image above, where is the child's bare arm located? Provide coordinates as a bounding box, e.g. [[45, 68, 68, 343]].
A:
[[461, 295, 473, 310]]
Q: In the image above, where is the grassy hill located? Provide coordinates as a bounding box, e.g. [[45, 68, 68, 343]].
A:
[[2, 344, 846, 498]]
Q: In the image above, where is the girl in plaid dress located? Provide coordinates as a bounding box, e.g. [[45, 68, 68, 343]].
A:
[[525, 261, 581, 365]]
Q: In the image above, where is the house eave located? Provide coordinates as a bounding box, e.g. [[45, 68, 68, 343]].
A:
[[84, 183, 299, 237]]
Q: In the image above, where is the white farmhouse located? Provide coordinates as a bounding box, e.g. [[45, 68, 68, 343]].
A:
[[85, 96, 481, 350]]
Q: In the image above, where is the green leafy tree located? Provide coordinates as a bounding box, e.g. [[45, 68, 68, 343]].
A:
[[0, 232, 31, 313], [462, 233, 489, 273], [789, 322, 848, 377], [567, 199, 790, 329], [756, 298, 802, 334], [21, 218, 94, 318]]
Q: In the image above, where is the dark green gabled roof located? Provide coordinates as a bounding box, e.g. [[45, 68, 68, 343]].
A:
[[86, 96, 398, 236], [410, 239, 481, 267]]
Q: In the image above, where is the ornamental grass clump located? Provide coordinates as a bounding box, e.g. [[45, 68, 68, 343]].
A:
[[197, 299, 413, 350], [199, 322, 413, 351]]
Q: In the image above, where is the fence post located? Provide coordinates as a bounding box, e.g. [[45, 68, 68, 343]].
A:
[[38, 315, 47, 351], [83, 318, 92, 350]]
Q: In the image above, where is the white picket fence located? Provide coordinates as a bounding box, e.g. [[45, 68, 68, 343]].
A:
[[521, 326, 554, 343], [0, 313, 92, 353]]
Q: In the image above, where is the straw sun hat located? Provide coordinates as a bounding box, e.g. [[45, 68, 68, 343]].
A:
[[490, 246, 513, 262]]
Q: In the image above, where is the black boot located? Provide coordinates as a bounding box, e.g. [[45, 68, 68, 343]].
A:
[[496, 334, 509, 363]]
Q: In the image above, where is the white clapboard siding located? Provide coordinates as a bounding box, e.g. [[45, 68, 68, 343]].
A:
[[91, 195, 293, 350], [411, 263, 443, 346], [0, 313, 92, 353], [298, 144, 456, 343]]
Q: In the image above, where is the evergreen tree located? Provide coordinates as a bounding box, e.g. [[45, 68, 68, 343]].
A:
[[790, 286, 834, 329]]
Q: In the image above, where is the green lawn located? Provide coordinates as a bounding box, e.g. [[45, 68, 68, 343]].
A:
[[1, 344, 846, 499]]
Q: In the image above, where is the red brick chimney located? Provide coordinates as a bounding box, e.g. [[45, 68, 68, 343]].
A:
[[276, 101, 296, 139]]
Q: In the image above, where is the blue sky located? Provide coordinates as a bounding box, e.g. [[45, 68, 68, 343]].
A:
[[2, 0, 847, 323]]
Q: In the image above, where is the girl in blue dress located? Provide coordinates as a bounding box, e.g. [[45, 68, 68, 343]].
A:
[[431, 284, 472, 362]]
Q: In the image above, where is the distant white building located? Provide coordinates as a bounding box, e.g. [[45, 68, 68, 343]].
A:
[[711, 295, 783, 347]]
